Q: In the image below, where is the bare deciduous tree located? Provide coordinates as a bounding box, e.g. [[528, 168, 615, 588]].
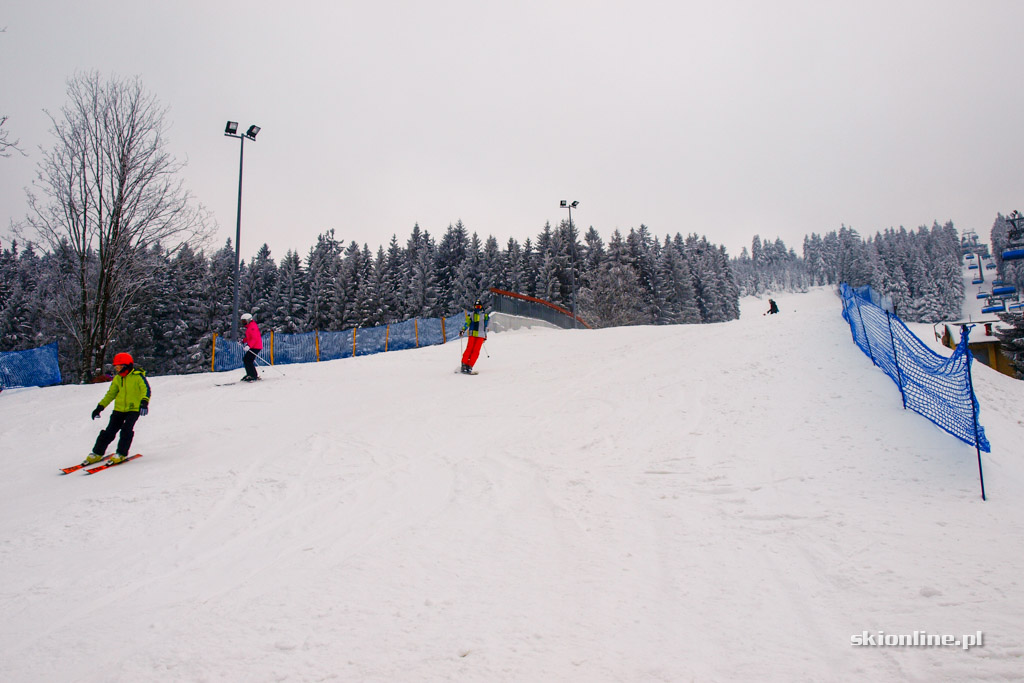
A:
[[0, 114, 24, 157], [0, 29, 24, 158], [19, 72, 210, 381]]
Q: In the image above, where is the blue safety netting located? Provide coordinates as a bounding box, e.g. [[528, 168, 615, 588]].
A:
[[212, 316, 463, 371], [0, 342, 62, 389], [355, 325, 388, 357], [318, 330, 354, 362], [273, 331, 317, 366], [418, 317, 461, 345], [840, 284, 990, 452], [212, 334, 271, 372], [388, 319, 419, 351]]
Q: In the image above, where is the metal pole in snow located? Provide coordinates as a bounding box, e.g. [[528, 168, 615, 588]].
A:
[[962, 326, 986, 501]]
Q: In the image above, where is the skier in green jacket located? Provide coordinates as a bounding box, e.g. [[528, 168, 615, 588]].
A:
[[83, 352, 151, 465]]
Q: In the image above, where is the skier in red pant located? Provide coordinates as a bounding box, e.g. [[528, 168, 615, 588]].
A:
[[459, 299, 489, 374]]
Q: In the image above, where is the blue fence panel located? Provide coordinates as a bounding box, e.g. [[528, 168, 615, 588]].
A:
[[355, 325, 388, 357], [388, 319, 419, 351], [318, 330, 353, 361], [840, 283, 990, 452], [444, 315, 464, 342], [274, 331, 317, 365], [0, 342, 62, 388], [212, 316, 461, 371], [417, 318, 445, 346], [213, 334, 271, 372]]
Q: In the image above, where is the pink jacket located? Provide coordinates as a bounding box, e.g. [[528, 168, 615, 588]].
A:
[[243, 320, 263, 350]]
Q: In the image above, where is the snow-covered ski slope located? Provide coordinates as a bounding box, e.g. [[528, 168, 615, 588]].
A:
[[2, 288, 1023, 682]]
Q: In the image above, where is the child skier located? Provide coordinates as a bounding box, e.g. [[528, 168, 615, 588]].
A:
[[240, 312, 263, 382], [459, 299, 489, 374], [83, 352, 151, 465]]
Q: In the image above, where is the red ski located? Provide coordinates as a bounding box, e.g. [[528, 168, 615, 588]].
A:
[[85, 454, 143, 474], [61, 455, 112, 475]]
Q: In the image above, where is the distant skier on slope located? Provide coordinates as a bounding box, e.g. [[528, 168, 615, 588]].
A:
[[765, 298, 779, 315], [240, 312, 263, 382], [459, 299, 489, 374], [83, 352, 151, 466]]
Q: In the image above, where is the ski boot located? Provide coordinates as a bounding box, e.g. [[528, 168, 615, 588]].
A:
[[109, 453, 128, 465], [461, 364, 474, 374], [83, 453, 104, 465]]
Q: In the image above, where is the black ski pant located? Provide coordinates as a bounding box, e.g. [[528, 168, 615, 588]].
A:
[[243, 348, 260, 379], [93, 410, 140, 456]]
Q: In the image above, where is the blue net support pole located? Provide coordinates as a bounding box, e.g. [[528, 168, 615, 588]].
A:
[[962, 327, 987, 501], [886, 311, 907, 409]]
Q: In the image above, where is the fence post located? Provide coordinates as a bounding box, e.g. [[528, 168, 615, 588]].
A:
[[441, 317, 447, 342], [353, 328, 357, 357], [886, 312, 907, 409], [385, 325, 390, 352], [316, 331, 320, 362], [415, 319, 420, 347], [962, 326, 987, 501], [270, 330, 275, 365], [211, 332, 218, 372]]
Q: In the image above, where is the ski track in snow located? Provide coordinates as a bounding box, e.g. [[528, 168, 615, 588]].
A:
[[1, 287, 1024, 681]]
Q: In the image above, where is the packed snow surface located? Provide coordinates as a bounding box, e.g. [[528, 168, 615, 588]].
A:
[[2, 288, 1023, 681]]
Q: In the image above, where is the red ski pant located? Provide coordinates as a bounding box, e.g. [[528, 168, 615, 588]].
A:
[[462, 336, 485, 368]]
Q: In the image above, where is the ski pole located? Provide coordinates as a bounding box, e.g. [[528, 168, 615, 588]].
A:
[[253, 351, 286, 377], [237, 341, 286, 377]]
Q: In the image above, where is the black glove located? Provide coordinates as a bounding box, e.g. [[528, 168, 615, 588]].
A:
[[139, 401, 149, 417], [91, 405, 103, 420], [459, 330, 465, 337]]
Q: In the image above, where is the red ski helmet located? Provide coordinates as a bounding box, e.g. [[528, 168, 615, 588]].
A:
[[112, 352, 134, 366]]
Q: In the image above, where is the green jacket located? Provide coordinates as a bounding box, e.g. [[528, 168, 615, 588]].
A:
[[462, 310, 489, 338], [99, 368, 151, 413]]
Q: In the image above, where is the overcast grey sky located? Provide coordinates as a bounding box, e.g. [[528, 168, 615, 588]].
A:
[[3, 1, 1023, 261]]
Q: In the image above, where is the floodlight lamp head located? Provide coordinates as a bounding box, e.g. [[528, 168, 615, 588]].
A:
[[570, 200, 579, 208], [560, 200, 567, 208], [225, 121, 238, 135], [246, 125, 261, 140]]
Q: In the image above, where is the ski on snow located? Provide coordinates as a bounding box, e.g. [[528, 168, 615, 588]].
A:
[[84, 454, 143, 474], [60, 455, 112, 474]]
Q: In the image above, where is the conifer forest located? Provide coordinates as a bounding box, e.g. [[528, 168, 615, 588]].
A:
[[5, 213, 1023, 382]]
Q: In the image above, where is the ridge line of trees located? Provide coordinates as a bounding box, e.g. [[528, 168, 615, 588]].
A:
[[1, 221, 740, 379], [732, 221, 967, 321]]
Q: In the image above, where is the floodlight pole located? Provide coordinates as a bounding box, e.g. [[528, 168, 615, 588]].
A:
[[224, 122, 259, 341], [561, 200, 579, 328]]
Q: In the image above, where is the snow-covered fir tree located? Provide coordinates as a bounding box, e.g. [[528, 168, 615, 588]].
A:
[[4, 220, 749, 379], [274, 250, 308, 333]]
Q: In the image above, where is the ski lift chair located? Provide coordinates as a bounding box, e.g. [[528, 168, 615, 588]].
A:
[[1003, 210, 1024, 261]]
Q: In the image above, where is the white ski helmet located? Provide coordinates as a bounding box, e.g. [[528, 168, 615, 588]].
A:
[[241, 313, 253, 322]]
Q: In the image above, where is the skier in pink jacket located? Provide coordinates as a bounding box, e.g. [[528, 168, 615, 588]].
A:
[[240, 313, 263, 382]]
